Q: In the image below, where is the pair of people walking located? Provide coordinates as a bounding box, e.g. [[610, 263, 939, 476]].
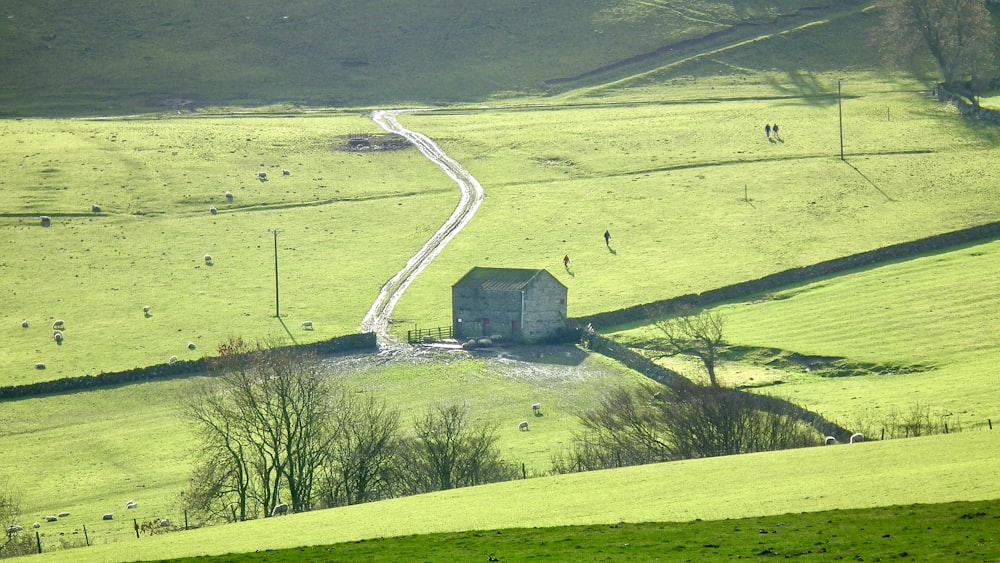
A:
[[765, 123, 780, 139]]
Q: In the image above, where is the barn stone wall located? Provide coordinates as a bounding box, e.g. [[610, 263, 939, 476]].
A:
[[521, 271, 568, 342]]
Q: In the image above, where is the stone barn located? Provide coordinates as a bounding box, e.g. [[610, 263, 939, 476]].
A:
[[452, 267, 568, 343]]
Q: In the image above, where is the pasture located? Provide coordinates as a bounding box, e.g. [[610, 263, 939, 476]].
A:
[[32, 430, 1000, 561], [2, 0, 999, 560]]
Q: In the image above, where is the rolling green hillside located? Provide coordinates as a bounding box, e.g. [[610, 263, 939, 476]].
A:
[[0, 0, 865, 116], [2, 1, 999, 561]]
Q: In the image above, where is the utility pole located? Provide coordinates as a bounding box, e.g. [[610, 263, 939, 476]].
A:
[[268, 228, 283, 317], [838, 79, 845, 160]]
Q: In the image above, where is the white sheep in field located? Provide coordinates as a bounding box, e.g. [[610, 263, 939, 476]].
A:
[[518, 421, 529, 431], [43, 516, 57, 522], [168, 355, 178, 364], [159, 518, 171, 527], [271, 503, 288, 517], [21, 319, 29, 328], [57, 512, 70, 518], [35, 363, 45, 370], [282, 169, 290, 176], [258, 171, 268, 181], [532, 402, 541, 415], [52, 320, 65, 330], [40, 215, 51, 227], [91, 204, 101, 213], [102, 513, 113, 521], [126, 500, 138, 509], [849, 433, 865, 444], [824, 436, 837, 445], [53, 330, 64, 343], [187, 342, 196, 350], [301, 321, 314, 330], [224, 191, 234, 201], [209, 205, 218, 215], [6, 525, 24, 533], [32, 522, 41, 529], [143, 305, 151, 316], [204, 254, 213, 265]]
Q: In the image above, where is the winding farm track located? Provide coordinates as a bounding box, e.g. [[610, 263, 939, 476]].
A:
[[360, 110, 485, 346]]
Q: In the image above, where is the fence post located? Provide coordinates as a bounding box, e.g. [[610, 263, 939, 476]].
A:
[[36, 530, 42, 553], [83, 524, 90, 546], [989, 419, 993, 430], [134, 518, 140, 539], [185, 510, 189, 530]]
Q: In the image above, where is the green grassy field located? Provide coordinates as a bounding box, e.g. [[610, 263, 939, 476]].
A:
[[609, 239, 1000, 431], [2, 0, 1000, 560], [31, 430, 1000, 561]]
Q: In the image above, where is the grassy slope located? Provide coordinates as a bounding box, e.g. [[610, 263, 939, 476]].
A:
[[610, 239, 1000, 429], [2, 1, 999, 560], [35, 430, 1000, 561], [0, 0, 840, 117]]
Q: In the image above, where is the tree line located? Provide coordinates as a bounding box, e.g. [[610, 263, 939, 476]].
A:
[[181, 338, 519, 524]]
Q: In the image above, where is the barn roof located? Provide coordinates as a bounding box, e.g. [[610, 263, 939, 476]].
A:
[[453, 267, 563, 292]]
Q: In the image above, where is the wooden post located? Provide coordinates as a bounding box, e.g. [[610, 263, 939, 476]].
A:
[[989, 419, 993, 430], [744, 184, 748, 202], [83, 524, 90, 546], [522, 463, 527, 479], [133, 518, 140, 539], [36, 530, 42, 553], [185, 510, 189, 530]]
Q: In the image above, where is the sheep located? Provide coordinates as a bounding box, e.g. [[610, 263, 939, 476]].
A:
[[91, 204, 101, 213], [126, 500, 138, 509], [168, 355, 178, 364], [6, 524, 24, 533], [301, 321, 314, 330], [32, 522, 41, 529], [824, 436, 837, 445], [209, 205, 218, 215], [35, 362, 45, 370], [187, 342, 196, 350], [57, 512, 70, 518], [43, 516, 57, 522], [258, 171, 268, 181], [281, 169, 290, 176], [40, 215, 51, 227], [143, 305, 151, 317], [224, 191, 234, 201], [52, 319, 65, 330], [518, 421, 529, 431], [532, 402, 541, 415], [271, 503, 288, 517], [159, 518, 171, 527], [102, 513, 114, 521], [204, 254, 213, 265], [21, 319, 29, 328], [53, 330, 64, 343], [849, 433, 865, 444]]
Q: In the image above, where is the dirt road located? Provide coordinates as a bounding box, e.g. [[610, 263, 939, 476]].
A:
[[359, 110, 485, 346]]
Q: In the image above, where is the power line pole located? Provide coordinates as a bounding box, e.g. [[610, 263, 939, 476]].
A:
[[268, 228, 283, 318]]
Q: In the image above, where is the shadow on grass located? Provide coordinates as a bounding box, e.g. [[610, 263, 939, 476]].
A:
[[843, 159, 893, 202], [277, 317, 298, 345]]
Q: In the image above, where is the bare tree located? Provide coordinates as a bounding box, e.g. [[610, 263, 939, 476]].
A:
[[554, 384, 820, 473], [323, 394, 402, 506], [0, 478, 32, 558], [395, 404, 517, 494], [876, 0, 997, 106], [183, 337, 336, 522], [650, 309, 726, 387]]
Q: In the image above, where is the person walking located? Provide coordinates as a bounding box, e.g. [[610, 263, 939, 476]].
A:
[[604, 230, 611, 246], [772, 124, 779, 139], [563, 254, 570, 269], [765, 124, 771, 138]]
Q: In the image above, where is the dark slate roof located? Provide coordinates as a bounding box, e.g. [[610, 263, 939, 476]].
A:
[[453, 267, 562, 292]]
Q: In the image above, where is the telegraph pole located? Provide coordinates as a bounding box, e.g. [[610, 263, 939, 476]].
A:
[[268, 228, 283, 317]]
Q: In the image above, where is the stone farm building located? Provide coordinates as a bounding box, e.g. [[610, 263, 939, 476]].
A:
[[452, 267, 567, 343]]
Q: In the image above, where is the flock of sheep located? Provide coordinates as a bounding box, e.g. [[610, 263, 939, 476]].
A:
[[4, 500, 171, 535]]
